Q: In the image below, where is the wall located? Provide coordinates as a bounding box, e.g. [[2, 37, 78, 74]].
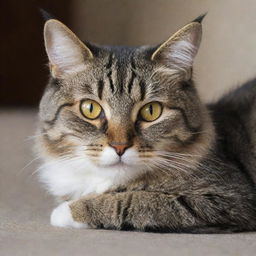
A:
[[1, 0, 256, 105], [71, 0, 256, 102], [0, 0, 72, 106]]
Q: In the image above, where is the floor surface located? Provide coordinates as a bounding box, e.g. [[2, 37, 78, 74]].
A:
[[0, 109, 256, 256]]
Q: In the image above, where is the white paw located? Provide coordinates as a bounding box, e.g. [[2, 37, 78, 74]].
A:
[[50, 202, 88, 228]]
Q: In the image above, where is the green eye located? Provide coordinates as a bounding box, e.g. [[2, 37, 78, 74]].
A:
[[140, 102, 162, 122], [80, 100, 102, 120]]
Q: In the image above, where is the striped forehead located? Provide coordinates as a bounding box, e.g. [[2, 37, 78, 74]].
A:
[[98, 51, 146, 102]]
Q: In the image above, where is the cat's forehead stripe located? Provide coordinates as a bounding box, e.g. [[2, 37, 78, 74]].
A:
[[97, 80, 104, 100], [127, 56, 137, 95], [139, 80, 146, 101], [105, 53, 113, 69], [107, 70, 115, 93], [116, 55, 128, 95], [127, 70, 136, 94], [103, 52, 146, 99]]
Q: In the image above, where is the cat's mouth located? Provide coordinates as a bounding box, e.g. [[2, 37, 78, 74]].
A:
[[99, 158, 129, 168], [96, 147, 140, 168], [107, 162, 127, 168]]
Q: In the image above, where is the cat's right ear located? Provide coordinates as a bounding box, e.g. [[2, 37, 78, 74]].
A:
[[44, 19, 93, 78], [151, 15, 205, 80]]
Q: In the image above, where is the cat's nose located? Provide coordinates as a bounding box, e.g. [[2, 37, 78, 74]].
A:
[[109, 142, 131, 156]]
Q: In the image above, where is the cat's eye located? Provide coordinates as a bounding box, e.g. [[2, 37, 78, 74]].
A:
[[80, 100, 102, 120], [140, 102, 162, 122]]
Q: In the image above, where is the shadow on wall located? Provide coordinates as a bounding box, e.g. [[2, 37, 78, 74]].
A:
[[2, 0, 256, 106], [0, 0, 72, 106]]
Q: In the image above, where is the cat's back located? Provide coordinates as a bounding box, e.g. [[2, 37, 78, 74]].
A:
[[209, 78, 256, 183]]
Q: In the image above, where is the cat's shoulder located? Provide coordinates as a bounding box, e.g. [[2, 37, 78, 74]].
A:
[[208, 78, 256, 112]]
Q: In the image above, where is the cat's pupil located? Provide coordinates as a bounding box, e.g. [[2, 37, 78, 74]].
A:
[[89, 103, 93, 113], [149, 104, 153, 115]]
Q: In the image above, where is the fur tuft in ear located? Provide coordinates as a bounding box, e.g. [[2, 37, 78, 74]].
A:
[[44, 19, 93, 78], [151, 18, 203, 80]]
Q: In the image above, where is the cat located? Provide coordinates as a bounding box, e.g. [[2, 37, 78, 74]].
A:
[[36, 14, 256, 233]]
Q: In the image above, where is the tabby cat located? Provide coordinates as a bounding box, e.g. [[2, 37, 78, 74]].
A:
[[36, 14, 256, 233]]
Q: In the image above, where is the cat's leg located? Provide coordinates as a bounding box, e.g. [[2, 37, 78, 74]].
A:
[[50, 201, 88, 228], [66, 191, 256, 232], [69, 191, 200, 230]]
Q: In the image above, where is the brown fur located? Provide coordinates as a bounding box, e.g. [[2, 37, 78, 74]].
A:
[[37, 16, 256, 233]]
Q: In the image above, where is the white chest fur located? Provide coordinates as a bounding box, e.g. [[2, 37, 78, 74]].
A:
[[39, 158, 118, 200], [38, 147, 144, 200]]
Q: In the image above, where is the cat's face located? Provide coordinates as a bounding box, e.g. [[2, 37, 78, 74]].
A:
[[37, 17, 214, 183]]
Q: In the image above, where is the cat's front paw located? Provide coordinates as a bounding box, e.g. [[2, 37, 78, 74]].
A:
[[50, 201, 88, 228]]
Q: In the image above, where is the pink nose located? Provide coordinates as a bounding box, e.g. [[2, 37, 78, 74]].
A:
[[109, 142, 130, 156]]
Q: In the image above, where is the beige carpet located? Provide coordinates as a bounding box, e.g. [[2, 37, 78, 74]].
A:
[[1, 109, 256, 256]]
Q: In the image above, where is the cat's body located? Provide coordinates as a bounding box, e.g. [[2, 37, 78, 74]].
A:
[[209, 79, 256, 185], [36, 16, 256, 232]]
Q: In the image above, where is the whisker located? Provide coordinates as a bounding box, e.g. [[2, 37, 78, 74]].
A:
[[17, 156, 41, 176], [156, 150, 232, 168], [86, 144, 103, 147], [147, 158, 188, 174], [24, 133, 48, 142]]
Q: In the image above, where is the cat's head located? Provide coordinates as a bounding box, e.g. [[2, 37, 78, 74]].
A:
[[37, 15, 214, 183]]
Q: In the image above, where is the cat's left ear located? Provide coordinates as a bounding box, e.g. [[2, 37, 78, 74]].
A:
[[44, 19, 93, 78], [151, 14, 205, 79]]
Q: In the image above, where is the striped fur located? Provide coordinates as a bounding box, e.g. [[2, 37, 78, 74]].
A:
[[37, 17, 256, 233]]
